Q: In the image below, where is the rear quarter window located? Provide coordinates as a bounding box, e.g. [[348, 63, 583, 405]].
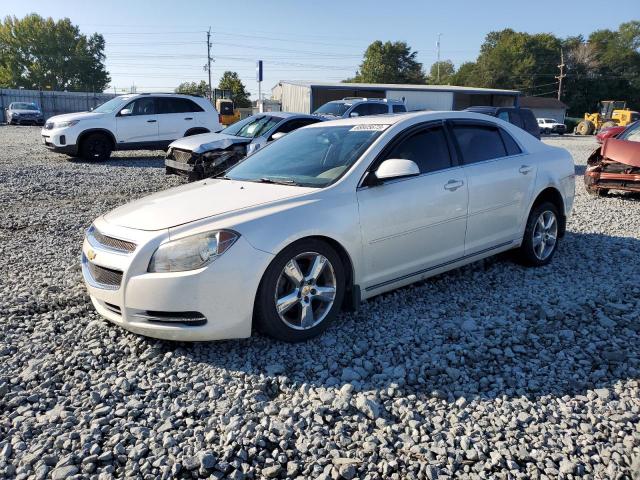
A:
[[392, 104, 407, 113]]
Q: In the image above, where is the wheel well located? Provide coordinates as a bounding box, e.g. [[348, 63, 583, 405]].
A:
[[77, 129, 116, 149], [266, 235, 357, 312], [184, 128, 210, 137], [532, 187, 566, 237]]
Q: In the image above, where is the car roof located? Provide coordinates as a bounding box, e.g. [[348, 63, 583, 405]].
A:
[[306, 110, 507, 128], [253, 111, 321, 120]]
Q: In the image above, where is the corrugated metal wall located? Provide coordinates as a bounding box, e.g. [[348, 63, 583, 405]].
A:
[[0, 88, 117, 121], [386, 90, 453, 111], [274, 83, 311, 113]]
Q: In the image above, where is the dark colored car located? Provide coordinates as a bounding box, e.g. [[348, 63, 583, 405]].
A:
[[585, 121, 640, 196], [464, 106, 540, 139]]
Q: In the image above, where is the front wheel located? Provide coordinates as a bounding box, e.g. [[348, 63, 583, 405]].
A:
[[255, 239, 345, 342], [80, 133, 112, 161], [517, 202, 560, 267]]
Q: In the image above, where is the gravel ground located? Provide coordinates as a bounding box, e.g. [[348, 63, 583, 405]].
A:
[[1, 126, 639, 480]]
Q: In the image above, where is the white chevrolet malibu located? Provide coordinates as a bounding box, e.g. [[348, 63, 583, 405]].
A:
[[82, 111, 575, 342]]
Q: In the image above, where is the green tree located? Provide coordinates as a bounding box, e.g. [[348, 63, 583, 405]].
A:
[[450, 62, 478, 86], [0, 14, 109, 91], [427, 60, 455, 84], [175, 80, 209, 97], [348, 41, 426, 84], [470, 29, 562, 93], [218, 71, 251, 108]]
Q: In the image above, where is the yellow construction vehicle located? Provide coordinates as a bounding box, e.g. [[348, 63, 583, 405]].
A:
[[575, 100, 640, 135], [216, 98, 240, 126]]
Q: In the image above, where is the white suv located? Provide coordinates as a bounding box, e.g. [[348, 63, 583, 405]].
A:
[[41, 93, 223, 161], [313, 97, 407, 118]]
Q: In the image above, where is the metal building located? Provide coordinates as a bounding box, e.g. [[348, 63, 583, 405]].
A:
[[271, 81, 520, 114]]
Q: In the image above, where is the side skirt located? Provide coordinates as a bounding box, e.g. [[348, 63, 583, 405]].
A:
[[364, 240, 516, 295]]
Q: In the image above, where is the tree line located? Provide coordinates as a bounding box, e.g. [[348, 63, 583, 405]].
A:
[[346, 21, 640, 116]]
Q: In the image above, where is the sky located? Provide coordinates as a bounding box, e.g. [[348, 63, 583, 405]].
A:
[[1, 0, 638, 99]]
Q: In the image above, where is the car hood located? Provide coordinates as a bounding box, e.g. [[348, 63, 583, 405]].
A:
[[11, 109, 42, 115], [47, 111, 106, 123], [169, 132, 251, 154], [103, 178, 316, 230]]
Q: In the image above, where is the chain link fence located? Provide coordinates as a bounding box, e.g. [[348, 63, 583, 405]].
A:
[[1, 88, 117, 122]]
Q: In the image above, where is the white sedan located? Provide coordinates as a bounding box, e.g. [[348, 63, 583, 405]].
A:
[[82, 111, 575, 342]]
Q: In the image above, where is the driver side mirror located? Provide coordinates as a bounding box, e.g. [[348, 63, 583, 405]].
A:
[[349, 111, 360, 118], [119, 108, 132, 116], [271, 132, 287, 141], [374, 159, 420, 181]]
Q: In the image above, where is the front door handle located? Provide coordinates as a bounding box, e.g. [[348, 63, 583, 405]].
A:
[[146, 119, 157, 123], [444, 179, 464, 191], [184, 117, 193, 120], [519, 165, 533, 175]]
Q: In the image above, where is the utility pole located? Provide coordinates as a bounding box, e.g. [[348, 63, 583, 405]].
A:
[[206, 27, 213, 101], [436, 33, 442, 83], [556, 48, 565, 101]]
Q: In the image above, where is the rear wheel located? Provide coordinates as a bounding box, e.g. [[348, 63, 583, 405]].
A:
[[255, 239, 345, 342], [517, 202, 560, 267], [80, 133, 112, 161]]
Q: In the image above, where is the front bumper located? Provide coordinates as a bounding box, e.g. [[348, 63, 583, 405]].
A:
[[81, 218, 273, 341], [11, 117, 44, 125]]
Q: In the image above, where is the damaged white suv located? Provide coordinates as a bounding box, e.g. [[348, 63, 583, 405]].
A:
[[42, 93, 222, 161]]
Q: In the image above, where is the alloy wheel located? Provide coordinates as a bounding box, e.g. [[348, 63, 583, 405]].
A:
[[274, 251, 337, 330], [532, 210, 558, 261]]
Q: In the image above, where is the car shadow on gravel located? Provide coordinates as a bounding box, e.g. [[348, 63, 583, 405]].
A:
[[142, 231, 639, 403]]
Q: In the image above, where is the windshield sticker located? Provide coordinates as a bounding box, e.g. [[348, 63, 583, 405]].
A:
[[349, 124, 390, 132]]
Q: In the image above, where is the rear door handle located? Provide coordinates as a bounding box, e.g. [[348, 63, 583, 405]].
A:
[[519, 165, 533, 175], [444, 179, 464, 191], [147, 119, 157, 123], [184, 117, 193, 120]]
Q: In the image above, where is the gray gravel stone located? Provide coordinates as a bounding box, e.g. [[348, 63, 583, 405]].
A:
[[0, 129, 638, 479]]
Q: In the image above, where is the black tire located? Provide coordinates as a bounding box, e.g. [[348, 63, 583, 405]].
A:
[[80, 133, 112, 161], [576, 120, 594, 136], [255, 239, 345, 342], [516, 201, 560, 267], [543, 128, 550, 135]]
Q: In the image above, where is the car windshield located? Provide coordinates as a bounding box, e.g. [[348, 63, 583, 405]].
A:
[[221, 115, 280, 138], [12, 103, 38, 110], [225, 125, 385, 187], [618, 121, 640, 143], [314, 102, 351, 117], [93, 97, 127, 114]]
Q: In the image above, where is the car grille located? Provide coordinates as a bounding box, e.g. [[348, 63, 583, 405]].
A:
[[44, 122, 54, 130], [171, 149, 194, 164], [89, 227, 136, 253], [87, 262, 123, 288]]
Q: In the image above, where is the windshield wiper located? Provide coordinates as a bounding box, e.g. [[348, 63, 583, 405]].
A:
[[258, 177, 298, 185]]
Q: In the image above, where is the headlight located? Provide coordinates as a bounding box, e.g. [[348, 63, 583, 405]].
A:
[[55, 120, 80, 128], [11, 112, 19, 117], [148, 230, 239, 273]]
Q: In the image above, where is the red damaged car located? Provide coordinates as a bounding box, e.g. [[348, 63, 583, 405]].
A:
[[585, 121, 640, 196], [596, 125, 626, 144]]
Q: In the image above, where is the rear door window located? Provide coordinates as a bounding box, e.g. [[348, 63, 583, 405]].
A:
[[158, 98, 204, 114], [451, 124, 507, 164], [368, 103, 389, 115], [384, 126, 452, 174]]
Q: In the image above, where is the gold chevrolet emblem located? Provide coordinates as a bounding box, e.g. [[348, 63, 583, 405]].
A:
[[87, 249, 97, 261]]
